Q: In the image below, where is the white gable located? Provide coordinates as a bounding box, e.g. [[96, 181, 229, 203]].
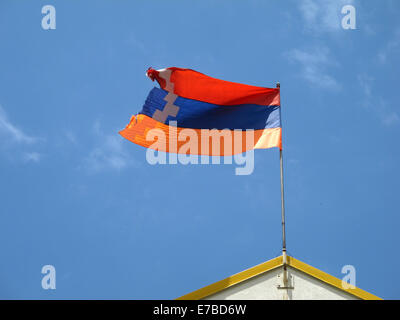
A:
[[204, 266, 359, 300]]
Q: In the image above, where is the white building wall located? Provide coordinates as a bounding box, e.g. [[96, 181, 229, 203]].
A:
[[204, 266, 359, 300]]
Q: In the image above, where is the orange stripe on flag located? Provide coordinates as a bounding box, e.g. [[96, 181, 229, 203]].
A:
[[119, 114, 281, 156]]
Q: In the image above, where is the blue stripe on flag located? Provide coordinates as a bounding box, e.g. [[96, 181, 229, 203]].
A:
[[139, 87, 281, 130]]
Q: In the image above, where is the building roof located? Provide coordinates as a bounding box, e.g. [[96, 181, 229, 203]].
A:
[[177, 255, 381, 300]]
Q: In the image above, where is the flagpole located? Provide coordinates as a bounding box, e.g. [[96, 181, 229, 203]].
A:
[[277, 82, 289, 299], [276, 82, 287, 259], [280, 149, 287, 255]]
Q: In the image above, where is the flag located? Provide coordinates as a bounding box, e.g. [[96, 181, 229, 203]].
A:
[[119, 67, 281, 156]]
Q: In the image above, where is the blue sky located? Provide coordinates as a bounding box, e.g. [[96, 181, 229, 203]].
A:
[[0, 0, 399, 299]]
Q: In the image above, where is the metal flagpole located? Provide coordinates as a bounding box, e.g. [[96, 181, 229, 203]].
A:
[[277, 82, 289, 298], [280, 150, 287, 260], [276, 82, 287, 261]]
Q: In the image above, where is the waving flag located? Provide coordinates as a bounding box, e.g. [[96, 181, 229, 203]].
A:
[[119, 67, 281, 156]]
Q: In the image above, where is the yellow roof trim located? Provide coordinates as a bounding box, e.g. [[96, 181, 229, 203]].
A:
[[177, 255, 382, 300], [177, 256, 283, 300], [287, 256, 381, 300]]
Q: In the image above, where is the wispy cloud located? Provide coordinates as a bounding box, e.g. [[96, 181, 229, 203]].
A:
[[381, 111, 400, 126], [358, 73, 399, 126], [0, 105, 37, 144], [65, 131, 77, 145], [23, 152, 42, 163], [298, 0, 354, 33], [82, 120, 137, 173], [357, 73, 374, 97], [286, 46, 340, 90], [378, 28, 400, 63], [376, 98, 400, 127], [0, 105, 44, 163]]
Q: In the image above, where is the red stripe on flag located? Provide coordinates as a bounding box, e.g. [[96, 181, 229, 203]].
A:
[[147, 67, 280, 106]]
